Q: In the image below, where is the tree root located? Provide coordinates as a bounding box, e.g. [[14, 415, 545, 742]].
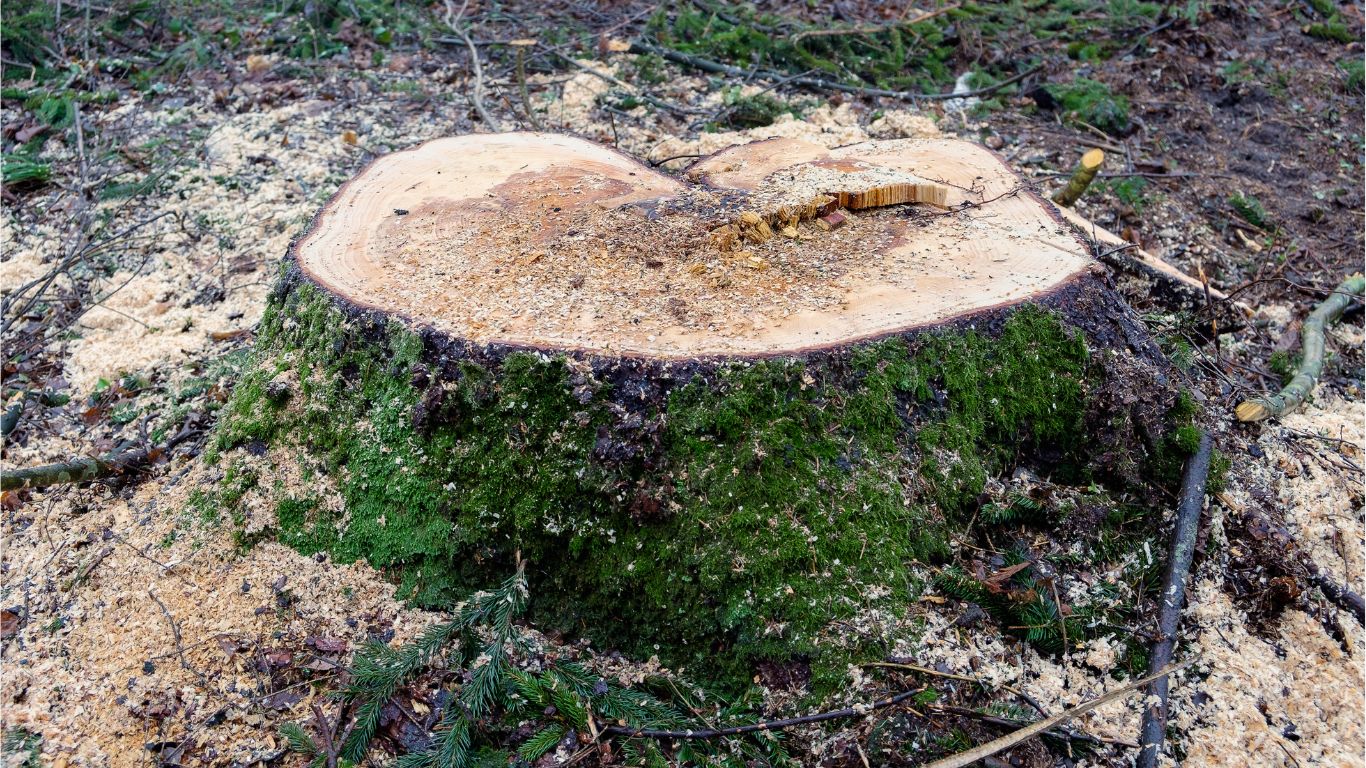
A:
[[1137, 431, 1212, 768], [1236, 273, 1365, 422]]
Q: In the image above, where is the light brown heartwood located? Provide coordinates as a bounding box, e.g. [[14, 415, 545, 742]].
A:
[[295, 133, 1096, 358]]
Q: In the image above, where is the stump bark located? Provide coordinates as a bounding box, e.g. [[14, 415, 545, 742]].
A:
[[219, 133, 1185, 683]]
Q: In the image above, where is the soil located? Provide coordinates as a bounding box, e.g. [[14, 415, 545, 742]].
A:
[[2, 2, 1361, 766]]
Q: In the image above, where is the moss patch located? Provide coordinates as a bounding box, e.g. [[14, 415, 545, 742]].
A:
[[212, 276, 1177, 687]]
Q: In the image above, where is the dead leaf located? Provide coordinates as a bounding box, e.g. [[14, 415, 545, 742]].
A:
[[983, 561, 1031, 592], [1, 608, 21, 638], [261, 690, 303, 711], [310, 636, 348, 654], [341, 130, 358, 145], [246, 54, 270, 74], [15, 123, 46, 143]]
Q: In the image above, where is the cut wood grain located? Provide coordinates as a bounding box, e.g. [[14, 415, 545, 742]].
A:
[[294, 133, 1091, 358]]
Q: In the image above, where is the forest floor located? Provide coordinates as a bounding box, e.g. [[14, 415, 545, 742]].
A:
[[1, 1, 1363, 766]]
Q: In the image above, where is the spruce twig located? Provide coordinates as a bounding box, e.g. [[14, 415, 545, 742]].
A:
[[1236, 273, 1364, 422]]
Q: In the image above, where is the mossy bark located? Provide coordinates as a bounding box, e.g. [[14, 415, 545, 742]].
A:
[[215, 261, 1183, 685]]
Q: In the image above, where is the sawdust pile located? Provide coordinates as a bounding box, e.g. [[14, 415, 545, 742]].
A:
[[2, 465, 440, 767]]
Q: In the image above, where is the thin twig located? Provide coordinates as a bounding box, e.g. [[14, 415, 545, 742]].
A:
[[149, 590, 207, 684], [925, 660, 1195, 768], [928, 704, 1139, 749], [442, 0, 500, 132]]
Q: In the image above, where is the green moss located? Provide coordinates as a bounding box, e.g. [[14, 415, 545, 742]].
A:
[[1229, 191, 1274, 230], [1307, 20, 1355, 43], [711, 87, 803, 130], [1047, 78, 1131, 135], [215, 282, 1146, 687]]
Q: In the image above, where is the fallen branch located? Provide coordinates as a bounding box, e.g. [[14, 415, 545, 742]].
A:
[[1236, 273, 1364, 422], [602, 686, 928, 739], [1136, 431, 1212, 768], [442, 0, 501, 132], [1306, 560, 1365, 624], [629, 41, 1040, 103], [789, 4, 960, 44], [1, 424, 197, 491], [924, 660, 1194, 768]]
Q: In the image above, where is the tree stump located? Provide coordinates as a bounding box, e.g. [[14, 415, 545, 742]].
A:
[[219, 134, 1184, 683]]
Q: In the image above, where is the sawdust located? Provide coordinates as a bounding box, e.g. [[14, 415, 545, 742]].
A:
[[1171, 388, 1365, 767], [1, 464, 442, 768], [53, 92, 470, 397]]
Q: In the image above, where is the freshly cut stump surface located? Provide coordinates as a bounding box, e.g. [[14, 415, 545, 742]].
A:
[[224, 132, 1181, 684], [297, 133, 1092, 356]]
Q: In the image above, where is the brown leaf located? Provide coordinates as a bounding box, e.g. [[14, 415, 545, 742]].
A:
[[261, 690, 303, 711], [14, 123, 46, 143], [1, 608, 21, 638], [310, 636, 348, 654], [982, 561, 1031, 593]]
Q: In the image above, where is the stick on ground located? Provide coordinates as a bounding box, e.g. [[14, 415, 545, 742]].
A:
[[1306, 560, 1366, 624], [602, 687, 928, 739], [1236, 273, 1364, 422], [924, 660, 1195, 768], [1, 425, 197, 491], [1136, 431, 1212, 768]]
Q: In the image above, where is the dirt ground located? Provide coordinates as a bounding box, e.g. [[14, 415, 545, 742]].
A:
[[2, 2, 1362, 766]]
